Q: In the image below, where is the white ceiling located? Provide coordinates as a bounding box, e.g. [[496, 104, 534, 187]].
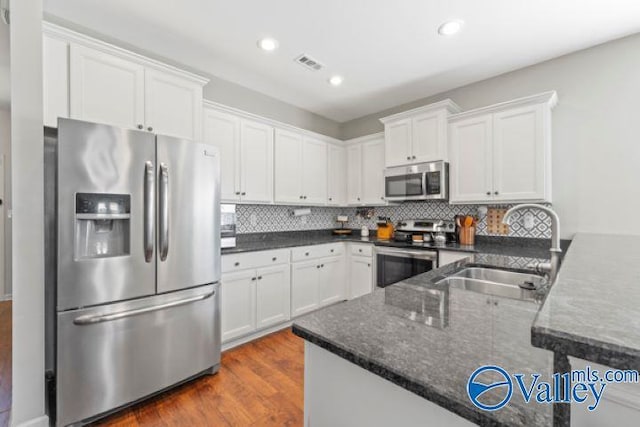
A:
[[40, 0, 640, 122]]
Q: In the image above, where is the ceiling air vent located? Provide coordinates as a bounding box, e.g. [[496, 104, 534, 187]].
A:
[[295, 54, 324, 71]]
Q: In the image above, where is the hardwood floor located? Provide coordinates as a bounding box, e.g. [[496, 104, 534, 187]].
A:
[[93, 329, 304, 427], [0, 301, 11, 427]]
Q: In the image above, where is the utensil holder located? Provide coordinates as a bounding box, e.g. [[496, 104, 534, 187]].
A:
[[459, 226, 475, 245]]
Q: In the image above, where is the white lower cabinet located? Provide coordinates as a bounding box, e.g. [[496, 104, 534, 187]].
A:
[[291, 259, 321, 317], [349, 255, 373, 299], [255, 265, 291, 329], [221, 251, 290, 344], [220, 270, 256, 342], [319, 256, 346, 306]]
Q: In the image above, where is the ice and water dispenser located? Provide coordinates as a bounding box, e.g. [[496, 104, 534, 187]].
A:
[[75, 193, 131, 259]]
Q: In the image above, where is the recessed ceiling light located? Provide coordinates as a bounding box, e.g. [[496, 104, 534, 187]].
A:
[[329, 75, 343, 86], [257, 37, 279, 51], [438, 20, 464, 36]]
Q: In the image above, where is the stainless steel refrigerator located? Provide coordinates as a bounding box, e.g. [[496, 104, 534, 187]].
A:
[[44, 118, 221, 426]]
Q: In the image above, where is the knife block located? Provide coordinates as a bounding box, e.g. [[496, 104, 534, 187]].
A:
[[459, 226, 475, 246]]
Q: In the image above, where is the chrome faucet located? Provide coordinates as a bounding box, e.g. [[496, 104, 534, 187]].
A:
[[503, 204, 562, 284]]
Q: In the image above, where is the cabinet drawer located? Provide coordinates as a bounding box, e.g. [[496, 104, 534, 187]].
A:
[[222, 249, 290, 273], [291, 243, 344, 262], [350, 244, 373, 257]]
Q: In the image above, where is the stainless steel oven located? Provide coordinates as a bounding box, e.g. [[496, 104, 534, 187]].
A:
[[384, 161, 448, 201], [375, 246, 438, 288]]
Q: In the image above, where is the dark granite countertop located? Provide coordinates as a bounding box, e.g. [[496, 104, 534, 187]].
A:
[[293, 256, 555, 426], [222, 229, 570, 260], [532, 233, 640, 370]]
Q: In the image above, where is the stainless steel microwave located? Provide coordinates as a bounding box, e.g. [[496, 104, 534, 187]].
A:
[[384, 161, 449, 201]]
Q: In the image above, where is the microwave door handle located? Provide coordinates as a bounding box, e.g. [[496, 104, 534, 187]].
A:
[[143, 161, 155, 263], [159, 163, 169, 261]]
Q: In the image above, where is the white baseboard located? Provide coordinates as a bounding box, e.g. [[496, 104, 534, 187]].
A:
[[222, 322, 293, 352]]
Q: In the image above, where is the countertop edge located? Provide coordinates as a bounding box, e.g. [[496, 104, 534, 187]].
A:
[[291, 323, 508, 427], [531, 325, 640, 371]]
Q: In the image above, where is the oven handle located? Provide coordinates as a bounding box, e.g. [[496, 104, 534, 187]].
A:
[[375, 247, 438, 261]]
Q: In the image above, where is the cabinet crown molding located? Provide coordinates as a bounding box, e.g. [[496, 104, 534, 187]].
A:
[[343, 132, 384, 145], [43, 21, 209, 86], [448, 90, 558, 123], [379, 99, 462, 124]]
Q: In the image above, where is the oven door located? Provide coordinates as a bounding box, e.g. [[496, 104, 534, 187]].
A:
[[375, 247, 438, 288]]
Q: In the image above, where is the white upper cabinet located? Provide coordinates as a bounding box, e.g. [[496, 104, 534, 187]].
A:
[[346, 144, 362, 205], [144, 69, 203, 140], [44, 23, 208, 136], [203, 107, 274, 203], [302, 137, 328, 204], [274, 129, 304, 204], [383, 119, 411, 167], [346, 134, 386, 206], [381, 100, 461, 167], [449, 92, 556, 204], [275, 129, 328, 205], [69, 44, 145, 130], [327, 144, 347, 206], [203, 108, 241, 201], [449, 115, 493, 203], [240, 119, 274, 203], [361, 137, 386, 205]]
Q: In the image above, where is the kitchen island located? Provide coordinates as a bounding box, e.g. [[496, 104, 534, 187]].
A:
[[293, 254, 555, 426], [292, 233, 640, 426]]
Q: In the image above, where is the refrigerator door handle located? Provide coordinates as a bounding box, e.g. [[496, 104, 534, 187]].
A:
[[144, 161, 155, 263], [159, 162, 169, 261], [73, 291, 215, 325]]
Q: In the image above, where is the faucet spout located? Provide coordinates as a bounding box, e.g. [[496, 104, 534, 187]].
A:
[[503, 204, 562, 283]]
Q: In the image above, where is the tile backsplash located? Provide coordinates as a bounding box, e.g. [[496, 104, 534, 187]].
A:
[[236, 201, 552, 239]]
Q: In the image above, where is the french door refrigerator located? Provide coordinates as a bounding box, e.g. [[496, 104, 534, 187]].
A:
[[44, 118, 221, 426]]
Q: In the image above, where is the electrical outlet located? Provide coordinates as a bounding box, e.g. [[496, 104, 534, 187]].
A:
[[523, 212, 535, 230], [250, 213, 257, 227]]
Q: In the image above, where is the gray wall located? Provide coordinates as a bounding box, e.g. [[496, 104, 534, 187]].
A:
[[340, 33, 640, 239], [203, 76, 341, 138]]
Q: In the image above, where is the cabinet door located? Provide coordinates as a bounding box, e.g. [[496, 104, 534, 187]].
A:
[[384, 119, 412, 167], [69, 44, 145, 130], [302, 137, 328, 205], [274, 129, 303, 204], [449, 115, 493, 203], [221, 270, 256, 342], [346, 144, 362, 205], [43, 34, 69, 127], [256, 264, 291, 329], [349, 256, 372, 299], [327, 144, 347, 206], [291, 260, 320, 317], [241, 119, 274, 203], [361, 138, 386, 205], [203, 108, 241, 201], [492, 105, 547, 202], [319, 256, 346, 306], [412, 110, 447, 162], [144, 69, 203, 140]]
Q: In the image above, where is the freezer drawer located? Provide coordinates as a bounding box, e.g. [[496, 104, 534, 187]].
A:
[[55, 284, 220, 426]]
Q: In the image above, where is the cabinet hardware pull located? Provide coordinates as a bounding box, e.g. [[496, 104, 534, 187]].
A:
[[412, 155, 416, 159], [316, 265, 320, 269], [251, 277, 257, 281], [241, 192, 246, 196], [137, 124, 144, 130], [494, 191, 499, 195], [330, 249, 334, 253], [300, 195, 303, 199], [359, 249, 362, 253], [147, 126, 153, 132], [258, 276, 262, 280], [235, 191, 240, 195], [321, 264, 324, 268], [272, 257, 277, 261], [367, 263, 371, 267], [406, 156, 411, 160], [234, 262, 240, 266], [486, 191, 491, 196], [329, 197, 332, 201]]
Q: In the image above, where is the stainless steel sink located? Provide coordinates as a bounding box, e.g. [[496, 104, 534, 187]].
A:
[[437, 268, 546, 301]]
